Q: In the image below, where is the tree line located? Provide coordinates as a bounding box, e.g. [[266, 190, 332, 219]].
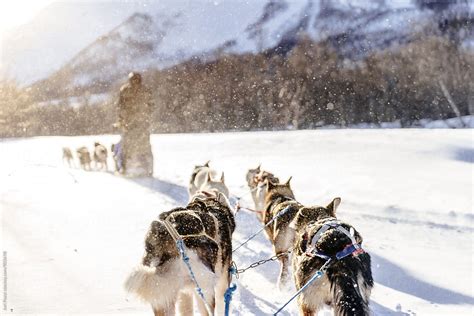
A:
[[1, 34, 473, 137]]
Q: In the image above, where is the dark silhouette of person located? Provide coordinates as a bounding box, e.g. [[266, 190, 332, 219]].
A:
[[116, 72, 153, 177]]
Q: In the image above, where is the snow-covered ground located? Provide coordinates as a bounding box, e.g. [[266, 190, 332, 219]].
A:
[[1, 129, 473, 315]]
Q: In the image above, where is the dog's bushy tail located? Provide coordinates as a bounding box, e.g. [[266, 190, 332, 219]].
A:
[[330, 253, 373, 316], [124, 265, 159, 302], [331, 271, 371, 316], [124, 264, 181, 310]]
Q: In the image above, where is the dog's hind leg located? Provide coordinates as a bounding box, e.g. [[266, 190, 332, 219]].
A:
[[194, 275, 216, 316], [194, 279, 216, 316], [214, 267, 231, 316], [195, 293, 215, 316], [274, 227, 295, 290], [276, 252, 291, 290], [176, 291, 193, 315], [185, 252, 216, 315]]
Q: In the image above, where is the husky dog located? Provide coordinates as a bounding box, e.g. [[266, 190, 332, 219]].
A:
[[291, 198, 373, 316], [76, 146, 92, 170], [189, 160, 210, 195], [246, 165, 280, 220], [263, 177, 302, 289], [93, 142, 108, 171], [189, 161, 229, 200], [62, 147, 74, 167], [125, 192, 235, 316], [245, 164, 261, 190]]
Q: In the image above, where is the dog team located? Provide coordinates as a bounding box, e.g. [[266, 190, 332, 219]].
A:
[[62, 142, 121, 172], [124, 162, 373, 316]]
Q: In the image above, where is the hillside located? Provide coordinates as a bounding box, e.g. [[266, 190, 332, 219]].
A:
[[3, 0, 472, 99]]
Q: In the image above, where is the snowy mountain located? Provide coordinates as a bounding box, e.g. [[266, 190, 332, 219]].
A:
[[0, 1, 148, 84], [1, 0, 472, 98], [2, 129, 473, 314], [28, 0, 266, 98], [1, 0, 266, 86]]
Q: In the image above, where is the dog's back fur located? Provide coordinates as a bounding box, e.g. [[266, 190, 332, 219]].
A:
[[291, 199, 373, 316], [125, 194, 235, 316]]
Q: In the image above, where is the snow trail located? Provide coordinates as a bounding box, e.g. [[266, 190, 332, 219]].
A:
[[1, 130, 472, 315]]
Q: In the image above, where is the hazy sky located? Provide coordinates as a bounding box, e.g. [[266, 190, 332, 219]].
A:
[[0, 0, 55, 36]]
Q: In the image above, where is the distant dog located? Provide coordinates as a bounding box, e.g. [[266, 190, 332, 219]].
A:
[[93, 142, 108, 171], [62, 147, 74, 167], [189, 161, 229, 200], [263, 177, 301, 289], [125, 192, 235, 316], [246, 165, 280, 220], [189, 161, 210, 195], [291, 198, 373, 316], [76, 147, 91, 170], [245, 164, 261, 190]]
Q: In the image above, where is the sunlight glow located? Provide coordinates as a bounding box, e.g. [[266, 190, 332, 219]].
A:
[[0, 0, 54, 35]]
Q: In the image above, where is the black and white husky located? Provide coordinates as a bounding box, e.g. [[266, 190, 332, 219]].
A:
[[124, 191, 235, 316], [290, 198, 373, 316]]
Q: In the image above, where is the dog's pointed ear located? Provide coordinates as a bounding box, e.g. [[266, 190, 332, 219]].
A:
[[326, 197, 341, 216], [221, 172, 225, 183], [204, 160, 210, 167], [216, 191, 231, 209], [207, 173, 212, 182], [256, 164, 261, 172], [285, 176, 293, 186]]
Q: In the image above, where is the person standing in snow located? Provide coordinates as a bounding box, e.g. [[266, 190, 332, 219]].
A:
[[116, 72, 154, 177]]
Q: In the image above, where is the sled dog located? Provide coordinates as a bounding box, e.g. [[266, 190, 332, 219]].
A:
[[290, 198, 373, 316], [263, 177, 302, 289], [62, 147, 74, 167], [93, 142, 108, 171], [189, 161, 229, 200], [125, 192, 235, 316], [246, 164, 280, 220], [76, 146, 92, 170]]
